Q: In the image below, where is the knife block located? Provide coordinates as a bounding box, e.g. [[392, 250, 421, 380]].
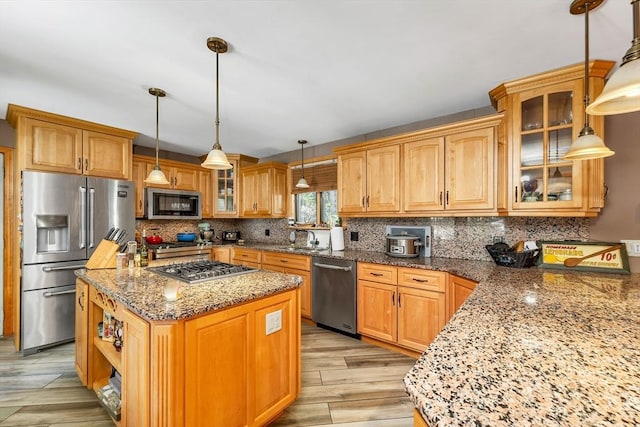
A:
[[85, 239, 120, 269]]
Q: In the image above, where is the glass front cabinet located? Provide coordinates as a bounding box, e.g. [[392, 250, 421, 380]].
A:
[[490, 60, 615, 217], [212, 154, 258, 218]]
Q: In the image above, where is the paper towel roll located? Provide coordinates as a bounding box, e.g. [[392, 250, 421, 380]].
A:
[[330, 226, 345, 251]]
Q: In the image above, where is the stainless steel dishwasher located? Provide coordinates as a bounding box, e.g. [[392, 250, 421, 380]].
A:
[[312, 256, 358, 337]]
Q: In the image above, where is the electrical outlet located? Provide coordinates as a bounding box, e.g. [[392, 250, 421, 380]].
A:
[[265, 310, 282, 335], [350, 231, 359, 241], [264, 229, 270, 236], [621, 239, 640, 257], [492, 236, 505, 243]]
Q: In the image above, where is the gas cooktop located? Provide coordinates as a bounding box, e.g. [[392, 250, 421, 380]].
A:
[[148, 260, 256, 284]]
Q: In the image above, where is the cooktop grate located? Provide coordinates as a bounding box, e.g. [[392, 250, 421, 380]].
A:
[[148, 260, 256, 284]]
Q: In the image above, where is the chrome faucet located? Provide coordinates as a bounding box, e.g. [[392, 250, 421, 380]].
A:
[[307, 230, 317, 249]]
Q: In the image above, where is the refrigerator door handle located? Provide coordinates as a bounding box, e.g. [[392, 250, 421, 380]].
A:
[[79, 186, 86, 249], [88, 187, 96, 248], [43, 289, 76, 297], [42, 264, 86, 272]]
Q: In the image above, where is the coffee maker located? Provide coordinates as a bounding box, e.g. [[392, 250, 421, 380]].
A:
[[198, 222, 214, 242]]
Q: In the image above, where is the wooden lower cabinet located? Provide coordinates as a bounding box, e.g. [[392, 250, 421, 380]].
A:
[[357, 263, 446, 353], [76, 278, 300, 427], [74, 280, 89, 386], [447, 274, 478, 321], [231, 247, 262, 269], [261, 251, 312, 318], [413, 408, 429, 427], [211, 246, 231, 263]]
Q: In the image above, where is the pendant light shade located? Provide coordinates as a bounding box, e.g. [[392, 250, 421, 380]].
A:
[[587, 0, 640, 115], [564, 0, 615, 161], [295, 140, 310, 189], [144, 88, 170, 185], [201, 37, 233, 170]]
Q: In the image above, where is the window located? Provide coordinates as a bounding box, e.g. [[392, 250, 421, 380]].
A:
[[295, 190, 338, 226]]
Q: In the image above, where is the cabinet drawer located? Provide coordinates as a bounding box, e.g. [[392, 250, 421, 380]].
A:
[[357, 262, 397, 285], [262, 251, 311, 271], [397, 268, 446, 292], [231, 248, 261, 264]]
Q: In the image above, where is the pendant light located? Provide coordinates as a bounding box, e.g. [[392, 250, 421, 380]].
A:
[[564, 0, 615, 160], [201, 37, 233, 170], [295, 140, 310, 189], [587, 0, 640, 115], [144, 88, 170, 185]]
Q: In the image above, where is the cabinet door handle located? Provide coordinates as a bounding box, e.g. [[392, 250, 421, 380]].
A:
[[515, 186, 518, 202], [174, 176, 178, 186], [439, 191, 443, 206], [370, 272, 383, 277], [84, 158, 88, 172], [445, 190, 449, 205], [139, 200, 142, 209], [392, 292, 395, 306], [78, 157, 82, 170], [398, 293, 401, 307], [362, 197, 365, 208], [280, 259, 288, 263], [412, 278, 428, 283], [366, 195, 370, 207], [78, 292, 84, 311]]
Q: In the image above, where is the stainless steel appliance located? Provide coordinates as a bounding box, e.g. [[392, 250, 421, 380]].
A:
[[221, 231, 240, 242], [149, 260, 255, 284], [385, 225, 432, 258], [145, 188, 202, 220], [21, 171, 135, 355], [149, 241, 213, 260], [311, 256, 358, 336]]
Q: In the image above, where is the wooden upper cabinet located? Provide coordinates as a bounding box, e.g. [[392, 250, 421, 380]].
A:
[[240, 162, 287, 218], [132, 158, 149, 218], [403, 137, 444, 212], [8, 105, 136, 180], [213, 154, 259, 218], [337, 144, 400, 215], [337, 151, 367, 214], [83, 131, 131, 180], [144, 161, 198, 191], [20, 118, 83, 174], [199, 169, 213, 218], [445, 127, 495, 210], [489, 60, 615, 217]]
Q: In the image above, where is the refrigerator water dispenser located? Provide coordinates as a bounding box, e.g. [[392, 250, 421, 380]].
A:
[[36, 215, 69, 253]]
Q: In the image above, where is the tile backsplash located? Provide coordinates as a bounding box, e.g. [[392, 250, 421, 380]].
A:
[[137, 216, 589, 262]]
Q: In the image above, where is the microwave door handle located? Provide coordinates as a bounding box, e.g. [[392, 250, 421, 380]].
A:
[[88, 187, 95, 248], [79, 186, 86, 249]]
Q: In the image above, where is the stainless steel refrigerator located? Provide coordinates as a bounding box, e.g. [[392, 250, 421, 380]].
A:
[[21, 170, 135, 355]]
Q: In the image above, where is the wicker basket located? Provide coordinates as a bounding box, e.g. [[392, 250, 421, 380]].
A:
[[485, 244, 540, 268]]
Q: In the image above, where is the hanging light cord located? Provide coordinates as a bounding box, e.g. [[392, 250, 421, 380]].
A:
[[155, 91, 160, 164], [214, 48, 222, 151], [583, 1, 592, 131], [300, 141, 305, 177]]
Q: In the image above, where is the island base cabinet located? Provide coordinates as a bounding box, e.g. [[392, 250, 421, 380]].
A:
[[184, 289, 299, 427], [121, 308, 150, 427], [74, 280, 89, 386]]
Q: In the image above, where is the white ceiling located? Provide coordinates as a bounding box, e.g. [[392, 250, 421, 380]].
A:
[[0, 1, 632, 159]]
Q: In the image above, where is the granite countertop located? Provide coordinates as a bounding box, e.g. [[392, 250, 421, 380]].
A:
[[75, 265, 302, 322], [226, 243, 496, 282], [403, 266, 640, 426]]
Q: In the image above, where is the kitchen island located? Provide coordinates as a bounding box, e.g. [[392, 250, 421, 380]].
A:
[[75, 265, 302, 427], [404, 266, 640, 426]]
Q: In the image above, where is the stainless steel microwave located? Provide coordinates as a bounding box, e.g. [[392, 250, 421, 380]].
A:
[[145, 188, 202, 220]]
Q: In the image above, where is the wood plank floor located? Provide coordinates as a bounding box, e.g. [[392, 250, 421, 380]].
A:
[[0, 323, 417, 426]]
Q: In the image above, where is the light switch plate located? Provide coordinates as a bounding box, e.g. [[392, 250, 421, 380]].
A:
[[621, 240, 640, 257], [266, 310, 282, 335]]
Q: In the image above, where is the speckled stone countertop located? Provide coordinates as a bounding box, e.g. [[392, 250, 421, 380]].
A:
[[403, 266, 640, 426], [228, 244, 496, 282], [238, 244, 640, 425], [75, 265, 302, 322]]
